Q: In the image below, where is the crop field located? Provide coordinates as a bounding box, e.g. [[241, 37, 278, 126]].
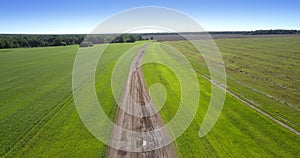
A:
[[164, 36, 300, 131], [0, 42, 144, 157], [0, 36, 299, 157], [142, 41, 300, 157]]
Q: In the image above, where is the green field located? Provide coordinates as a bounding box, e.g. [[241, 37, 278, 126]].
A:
[[143, 41, 300, 157], [0, 42, 144, 157], [0, 37, 299, 157], [164, 36, 300, 131]]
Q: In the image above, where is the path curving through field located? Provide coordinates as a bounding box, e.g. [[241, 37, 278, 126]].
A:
[[107, 44, 177, 158]]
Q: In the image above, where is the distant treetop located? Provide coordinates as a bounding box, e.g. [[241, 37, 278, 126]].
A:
[[0, 34, 144, 49], [247, 29, 299, 35]]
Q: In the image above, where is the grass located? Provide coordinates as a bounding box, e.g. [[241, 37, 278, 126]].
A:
[[164, 36, 300, 132], [0, 46, 78, 157], [0, 36, 299, 157], [0, 42, 146, 157], [142, 42, 300, 157]]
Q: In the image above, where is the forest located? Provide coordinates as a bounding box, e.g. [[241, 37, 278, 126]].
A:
[[1, 30, 298, 49], [0, 34, 143, 48]]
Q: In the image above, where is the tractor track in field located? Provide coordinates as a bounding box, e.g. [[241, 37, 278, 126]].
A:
[[2, 92, 74, 157], [202, 75, 300, 136], [107, 44, 177, 158]]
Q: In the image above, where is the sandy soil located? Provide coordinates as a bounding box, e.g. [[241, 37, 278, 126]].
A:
[[107, 44, 177, 158]]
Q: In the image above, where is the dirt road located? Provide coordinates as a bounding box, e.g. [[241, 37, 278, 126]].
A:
[[107, 44, 177, 158]]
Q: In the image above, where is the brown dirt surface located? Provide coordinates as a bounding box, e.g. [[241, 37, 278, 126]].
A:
[[107, 44, 177, 158]]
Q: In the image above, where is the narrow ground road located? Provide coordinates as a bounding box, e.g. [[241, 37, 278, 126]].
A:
[[107, 44, 177, 158]]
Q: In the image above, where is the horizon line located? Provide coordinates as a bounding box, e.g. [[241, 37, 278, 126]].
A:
[[1, 29, 299, 35]]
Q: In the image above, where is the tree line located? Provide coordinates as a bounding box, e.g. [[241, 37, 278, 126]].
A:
[[140, 30, 300, 35], [1, 30, 298, 48], [0, 34, 144, 48], [0, 34, 85, 48], [247, 29, 300, 35]]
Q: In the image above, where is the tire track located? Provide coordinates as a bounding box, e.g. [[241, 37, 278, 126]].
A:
[[107, 44, 177, 158], [2, 92, 74, 157], [202, 75, 300, 136]]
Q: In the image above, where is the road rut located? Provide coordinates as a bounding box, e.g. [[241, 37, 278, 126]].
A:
[[107, 44, 177, 158]]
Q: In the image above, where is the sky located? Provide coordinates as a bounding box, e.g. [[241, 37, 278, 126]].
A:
[[0, 0, 299, 34]]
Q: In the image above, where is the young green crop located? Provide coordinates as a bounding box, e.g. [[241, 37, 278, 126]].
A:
[[1, 37, 299, 157], [164, 36, 300, 132], [142, 42, 300, 157], [0, 42, 146, 157]]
